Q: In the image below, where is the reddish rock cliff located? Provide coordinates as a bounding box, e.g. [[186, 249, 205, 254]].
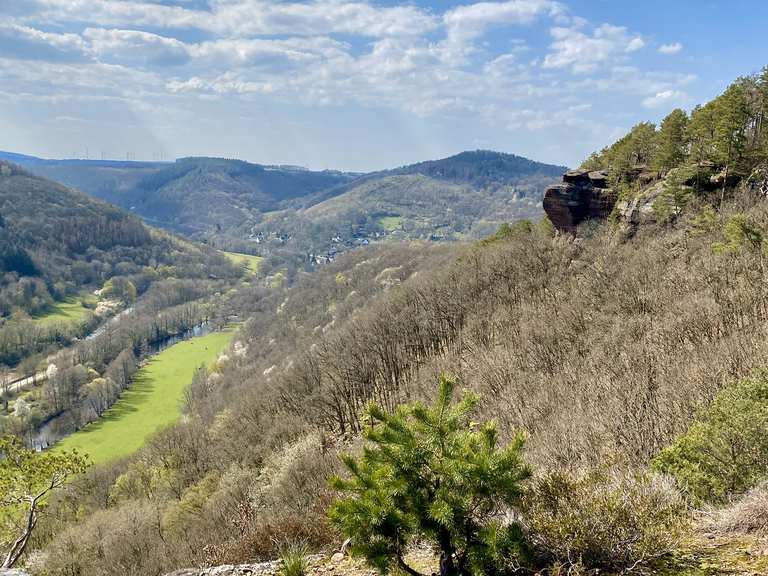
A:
[[543, 170, 617, 234]]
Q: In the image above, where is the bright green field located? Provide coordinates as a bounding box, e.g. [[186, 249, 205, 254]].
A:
[[34, 294, 96, 325], [222, 251, 263, 273], [378, 215, 403, 231], [54, 329, 234, 465]]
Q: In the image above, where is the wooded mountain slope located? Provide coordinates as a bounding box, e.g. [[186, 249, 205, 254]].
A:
[[0, 161, 235, 319], [6, 151, 564, 260], [31, 178, 768, 574]]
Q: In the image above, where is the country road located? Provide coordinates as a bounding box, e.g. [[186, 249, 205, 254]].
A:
[[3, 371, 47, 396]]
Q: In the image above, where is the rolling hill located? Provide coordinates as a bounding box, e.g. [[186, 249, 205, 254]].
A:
[[5, 150, 565, 260], [278, 150, 565, 251], [3, 153, 357, 236], [0, 160, 236, 321]]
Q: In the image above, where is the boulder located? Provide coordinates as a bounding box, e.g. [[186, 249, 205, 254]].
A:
[[543, 172, 617, 234]]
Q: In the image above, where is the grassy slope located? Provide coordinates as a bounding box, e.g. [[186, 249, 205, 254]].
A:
[[222, 251, 263, 273], [378, 216, 403, 231], [55, 329, 234, 465], [33, 294, 96, 325]]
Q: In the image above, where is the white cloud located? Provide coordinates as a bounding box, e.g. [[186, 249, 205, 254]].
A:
[[543, 23, 645, 73], [641, 89, 688, 109], [626, 37, 645, 52], [191, 37, 351, 69], [444, 0, 564, 41], [84, 28, 190, 66], [441, 0, 563, 64], [16, 0, 438, 38], [18, 0, 203, 30], [0, 23, 88, 61], [167, 73, 277, 96], [658, 42, 683, 55]]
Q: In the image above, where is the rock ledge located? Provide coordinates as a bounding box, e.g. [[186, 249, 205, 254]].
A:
[[543, 170, 617, 234]]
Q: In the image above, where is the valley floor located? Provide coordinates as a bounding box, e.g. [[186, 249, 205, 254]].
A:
[[53, 328, 234, 464]]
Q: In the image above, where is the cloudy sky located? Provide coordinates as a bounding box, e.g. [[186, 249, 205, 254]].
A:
[[1, 0, 766, 171]]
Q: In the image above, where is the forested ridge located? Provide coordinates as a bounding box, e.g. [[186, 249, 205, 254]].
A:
[[0, 162, 237, 319], [9, 151, 564, 267]]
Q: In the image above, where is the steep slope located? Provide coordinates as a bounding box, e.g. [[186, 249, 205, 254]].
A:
[[0, 161, 238, 360], [29, 71, 768, 576]]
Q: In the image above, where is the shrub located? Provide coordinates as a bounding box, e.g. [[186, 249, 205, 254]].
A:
[[329, 375, 531, 576], [279, 542, 309, 576], [703, 481, 768, 535], [653, 373, 768, 503], [42, 502, 167, 576], [522, 468, 687, 572]]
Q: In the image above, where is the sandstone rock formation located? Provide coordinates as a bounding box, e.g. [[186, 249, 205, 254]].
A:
[[616, 179, 664, 227], [543, 170, 617, 234]]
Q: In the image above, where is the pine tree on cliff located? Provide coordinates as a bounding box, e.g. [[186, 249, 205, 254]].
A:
[[653, 109, 689, 173], [329, 376, 531, 576]]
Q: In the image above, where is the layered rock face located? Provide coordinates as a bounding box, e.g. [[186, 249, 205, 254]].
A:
[[543, 170, 617, 234]]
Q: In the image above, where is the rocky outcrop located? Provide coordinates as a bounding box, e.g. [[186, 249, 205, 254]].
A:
[[543, 170, 617, 234], [615, 179, 664, 227]]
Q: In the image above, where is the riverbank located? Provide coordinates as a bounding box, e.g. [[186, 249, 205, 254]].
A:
[[53, 328, 235, 465]]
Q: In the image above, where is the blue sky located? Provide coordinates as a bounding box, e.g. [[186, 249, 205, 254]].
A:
[[0, 0, 765, 171]]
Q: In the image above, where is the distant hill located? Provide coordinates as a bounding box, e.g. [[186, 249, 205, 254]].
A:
[[257, 151, 566, 259], [391, 149, 566, 184], [0, 161, 235, 319], [4, 153, 357, 236], [5, 150, 565, 259]]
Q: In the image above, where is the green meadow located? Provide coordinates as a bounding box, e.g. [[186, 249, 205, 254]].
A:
[[378, 215, 403, 231], [222, 250, 264, 274], [54, 329, 234, 465], [34, 294, 96, 325]]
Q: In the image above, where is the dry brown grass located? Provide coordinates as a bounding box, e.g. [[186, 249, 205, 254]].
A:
[[702, 482, 768, 536]]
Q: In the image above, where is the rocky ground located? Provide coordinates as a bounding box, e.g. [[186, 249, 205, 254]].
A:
[[161, 534, 768, 576], [165, 550, 437, 576]]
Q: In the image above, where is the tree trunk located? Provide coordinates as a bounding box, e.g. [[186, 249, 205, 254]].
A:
[[438, 528, 457, 576], [2, 498, 37, 568]]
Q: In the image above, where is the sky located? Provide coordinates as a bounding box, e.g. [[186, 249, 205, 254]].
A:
[[0, 0, 766, 172]]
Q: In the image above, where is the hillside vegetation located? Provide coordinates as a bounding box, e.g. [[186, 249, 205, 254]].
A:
[[0, 162, 235, 318], [10, 70, 768, 576], [0, 164, 248, 477], [10, 151, 563, 265], [31, 190, 768, 575]]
